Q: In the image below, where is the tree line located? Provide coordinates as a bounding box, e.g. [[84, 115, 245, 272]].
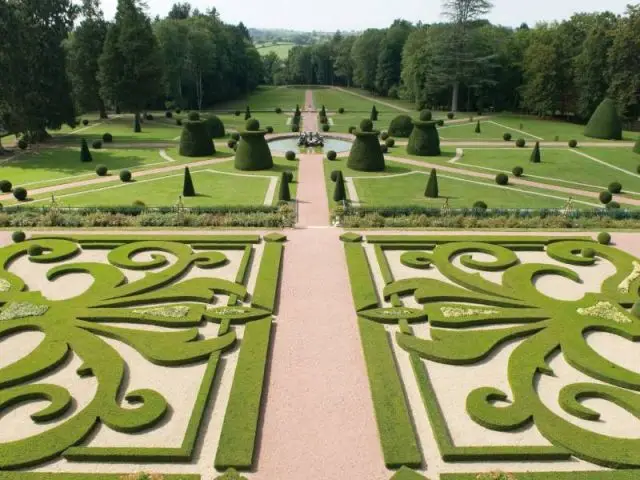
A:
[[262, 1, 640, 122], [0, 0, 262, 143]]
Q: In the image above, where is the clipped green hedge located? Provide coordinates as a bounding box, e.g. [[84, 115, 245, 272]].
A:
[[179, 120, 215, 157], [205, 115, 226, 138], [389, 115, 413, 138], [235, 120, 273, 171], [347, 120, 385, 172], [407, 112, 441, 157], [585, 98, 623, 140], [633, 137, 640, 154]]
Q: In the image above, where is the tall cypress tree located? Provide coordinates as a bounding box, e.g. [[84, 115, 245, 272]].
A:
[[425, 168, 439, 198], [371, 105, 379, 121], [98, 0, 163, 133], [182, 167, 196, 196], [530, 141, 541, 163], [278, 172, 291, 201]]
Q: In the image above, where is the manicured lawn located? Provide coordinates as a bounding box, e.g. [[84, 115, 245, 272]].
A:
[[438, 119, 541, 141], [211, 86, 305, 111], [339, 87, 418, 111], [256, 42, 295, 59], [312, 87, 422, 115], [215, 112, 292, 134], [579, 147, 640, 175], [326, 111, 406, 135]]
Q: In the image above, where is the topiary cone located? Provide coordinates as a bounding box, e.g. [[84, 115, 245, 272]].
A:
[[634, 137, 640, 155], [407, 111, 441, 157], [278, 172, 291, 201], [244, 106, 251, 121], [333, 171, 346, 202], [80, 138, 93, 162], [530, 141, 541, 163], [475, 121, 481, 134], [134, 114, 141, 133], [183, 167, 196, 197], [371, 105, 378, 121], [347, 119, 385, 172], [425, 168, 439, 198], [584, 98, 623, 140]]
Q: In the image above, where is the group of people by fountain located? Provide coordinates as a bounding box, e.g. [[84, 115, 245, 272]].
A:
[[298, 131, 324, 148]]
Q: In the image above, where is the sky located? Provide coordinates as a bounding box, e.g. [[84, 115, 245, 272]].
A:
[[101, 0, 633, 30]]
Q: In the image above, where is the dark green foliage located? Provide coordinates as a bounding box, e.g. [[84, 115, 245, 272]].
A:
[[513, 166, 524, 177], [235, 122, 273, 171], [266, 126, 274, 134], [180, 119, 215, 157], [327, 150, 337, 161], [204, 116, 225, 138], [284, 171, 294, 183], [530, 142, 541, 163], [447, 112, 454, 120], [333, 171, 346, 202], [234, 110, 241, 116], [134, 115, 141, 133], [584, 98, 623, 140], [437, 119, 445, 127], [0, 180, 12, 193], [503, 133, 512, 141], [475, 121, 481, 134], [17, 140, 27, 150], [338, 107, 345, 114], [145, 113, 154, 121], [80, 138, 93, 162], [425, 169, 439, 198], [96, 165, 108, 176], [295, 105, 301, 116], [120, 170, 132, 182], [132, 199, 146, 207], [569, 139, 578, 148], [516, 138, 526, 148], [385, 138, 395, 148], [637, 165, 640, 174], [291, 124, 300, 133], [473, 201, 488, 210], [348, 126, 356, 134], [278, 172, 291, 201], [231, 132, 240, 141], [348, 123, 386, 172], [176, 119, 183, 126], [371, 105, 379, 121], [321, 105, 327, 117], [245, 105, 251, 120], [188, 112, 200, 121], [420, 110, 432, 121], [608, 181, 622, 194], [331, 170, 341, 182], [381, 131, 389, 141], [176, 108, 182, 114], [165, 111, 173, 118], [13, 187, 27, 201], [632, 301, 640, 319], [496, 173, 509, 185], [11, 231, 26, 243], [228, 139, 237, 149], [582, 247, 596, 258], [285, 151, 296, 161], [28, 244, 43, 256], [381, 144, 389, 153], [597, 232, 611, 245], [322, 124, 330, 132], [103, 133, 113, 143], [407, 116, 441, 157], [275, 107, 282, 114], [607, 201, 621, 209], [633, 138, 640, 154], [360, 119, 374, 132], [182, 167, 196, 197], [599, 191, 613, 204], [83, 119, 89, 126], [92, 140, 102, 149]]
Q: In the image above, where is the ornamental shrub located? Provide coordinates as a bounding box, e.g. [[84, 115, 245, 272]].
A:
[[597, 232, 611, 245], [503, 133, 512, 141], [244, 106, 251, 120], [330, 170, 341, 182], [348, 126, 356, 134], [475, 121, 481, 134], [420, 110, 433, 121], [227, 139, 237, 149], [634, 137, 640, 154], [103, 133, 113, 143], [388, 115, 413, 137], [28, 245, 43, 256], [13, 187, 27, 201], [381, 131, 389, 141], [231, 132, 240, 141], [380, 144, 388, 153], [132, 200, 146, 207], [608, 181, 622, 194], [83, 119, 89, 126], [176, 119, 182, 126], [204, 115, 226, 138], [473, 200, 488, 211], [284, 171, 294, 183], [530, 141, 541, 163], [370, 105, 378, 121], [582, 247, 596, 258], [176, 108, 182, 114], [145, 113, 154, 121], [235, 120, 273, 171], [17, 139, 27, 150], [96, 165, 108, 176], [327, 150, 337, 161], [134, 115, 141, 132], [165, 111, 173, 118], [569, 139, 578, 148], [322, 124, 330, 132], [285, 151, 296, 161], [234, 110, 241, 116], [407, 112, 441, 157], [425, 168, 438, 198], [275, 107, 282, 114], [599, 190, 612, 204], [120, 170, 132, 182], [348, 121, 385, 172], [385, 138, 395, 148], [338, 107, 345, 114], [496, 173, 509, 185], [0, 180, 12, 192], [360, 119, 374, 132], [632, 301, 640, 319], [291, 124, 300, 133], [266, 126, 274, 134], [584, 98, 623, 140], [179, 118, 215, 157], [637, 165, 640, 174], [188, 111, 200, 121], [607, 201, 621, 209], [80, 138, 93, 162], [333, 171, 346, 202], [516, 138, 526, 148], [12, 230, 26, 243], [92, 140, 102, 149], [512, 166, 524, 177], [183, 167, 196, 197], [278, 172, 291, 202], [437, 119, 444, 127], [447, 112, 454, 120]]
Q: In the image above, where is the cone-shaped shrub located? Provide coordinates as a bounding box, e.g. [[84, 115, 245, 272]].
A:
[[134, 115, 141, 133], [584, 98, 623, 140], [333, 171, 346, 202], [183, 167, 196, 197], [179, 118, 215, 157], [530, 142, 541, 163], [425, 169, 439, 198], [407, 110, 441, 157], [205, 116, 225, 138], [389, 115, 413, 137], [475, 121, 481, 134], [321, 105, 326, 117], [80, 138, 93, 162], [235, 118, 274, 171], [347, 119, 385, 172], [371, 105, 378, 121], [244, 106, 251, 120], [278, 172, 291, 201], [295, 105, 301, 116], [634, 138, 640, 154]]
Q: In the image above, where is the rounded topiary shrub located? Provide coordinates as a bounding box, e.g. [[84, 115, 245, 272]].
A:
[[608, 181, 622, 194], [473, 200, 488, 211], [348, 126, 356, 134], [231, 132, 240, 141], [103, 133, 113, 143], [227, 139, 237, 149], [385, 138, 395, 148], [338, 107, 345, 114], [388, 115, 413, 138], [599, 190, 613, 204], [13, 187, 27, 201], [503, 133, 512, 141], [285, 150, 296, 161], [234, 110, 241, 116], [275, 107, 282, 114], [380, 131, 389, 141], [585, 98, 623, 140], [28, 245, 43, 257], [96, 165, 108, 176], [165, 111, 173, 119], [496, 173, 509, 185], [407, 111, 441, 157], [176, 119, 182, 126], [420, 110, 433, 121], [235, 120, 273, 171], [120, 170, 132, 182], [380, 144, 389, 153], [569, 139, 578, 148], [92, 140, 103, 149], [83, 119, 89, 126], [327, 150, 337, 161], [516, 138, 526, 148], [179, 118, 215, 157], [330, 170, 341, 182], [145, 114, 154, 121], [188, 112, 200, 121], [437, 119, 445, 127], [0, 180, 12, 193], [284, 171, 294, 183], [132, 200, 146, 207], [582, 247, 596, 258], [447, 112, 454, 120], [347, 120, 385, 172], [598, 232, 611, 245], [11, 231, 26, 243], [266, 126, 274, 134], [607, 201, 621, 209], [634, 137, 640, 154], [17, 139, 27, 150], [512, 166, 524, 177], [204, 115, 226, 138], [322, 124, 330, 132], [176, 108, 182, 114]]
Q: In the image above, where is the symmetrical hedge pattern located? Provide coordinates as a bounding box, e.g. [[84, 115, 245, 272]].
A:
[[343, 234, 640, 477], [0, 234, 284, 475]]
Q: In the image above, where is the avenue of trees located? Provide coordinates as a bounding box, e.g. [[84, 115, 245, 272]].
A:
[[0, 0, 262, 142], [263, 1, 640, 121]]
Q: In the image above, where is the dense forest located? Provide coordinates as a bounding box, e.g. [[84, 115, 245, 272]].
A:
[[262, 2, 640, 122], [0, 0, 262, 142]]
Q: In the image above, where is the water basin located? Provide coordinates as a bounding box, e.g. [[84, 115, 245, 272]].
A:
[[268, 136, 352, 154]]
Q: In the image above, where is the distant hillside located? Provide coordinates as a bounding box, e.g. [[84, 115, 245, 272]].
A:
[[255, 42, 296, 59], [249, 28, 337, 47]]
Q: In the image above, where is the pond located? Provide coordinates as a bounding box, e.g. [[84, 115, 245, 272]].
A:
[[268, 136, 353, 154]]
